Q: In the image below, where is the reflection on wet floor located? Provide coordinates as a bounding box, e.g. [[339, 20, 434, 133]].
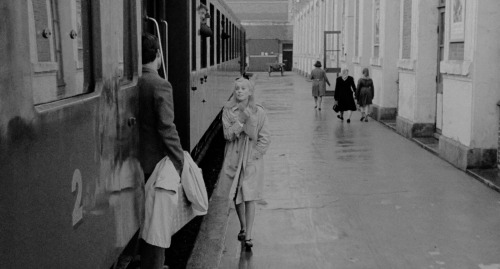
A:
[[192, 73, 500, 269], [237, 247, 254, 269]]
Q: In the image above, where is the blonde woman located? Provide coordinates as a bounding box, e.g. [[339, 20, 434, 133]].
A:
[[222, 77, 271, 248]]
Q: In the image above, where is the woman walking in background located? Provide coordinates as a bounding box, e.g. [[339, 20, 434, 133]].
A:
[[222, 77, 271, 249], [356, 68, 375, 122], [334, 68, 357, 123], [310, 61, 331, 110]]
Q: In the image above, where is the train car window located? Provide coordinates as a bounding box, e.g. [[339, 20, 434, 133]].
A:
[[30, 0, 93, 104], [238, 28, 241, 57], [240, 29, 243, 57], [243, 31, 246, 61], [229, 22, 232, 60], [225, 18, 229, 61], [234, 24, 237, 60], [124, 0, 137, 82], [191, 0, 197, 71], [221, 15, 226, 62], [231, 24, 236, 59], [222, 18, 224, 62], [236, 28, 239, 58], [201, 36, 207, 69], [118, 0, 133, 82], [32, 0, 53, 62], [50, 1, 64, 88], [228, 19, 231, 61], [216, 10, 220, 64], [200, 0, 207, 68], [232, 24, 235, 59], [210, 4, 215, 66], [227, 21, 233, 60]]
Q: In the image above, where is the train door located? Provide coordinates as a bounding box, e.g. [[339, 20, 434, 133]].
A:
[[435, 1, 445, 133], [323, 31, 341, 95], [142, 0, 191, 150], [143, 0, 168, 79]]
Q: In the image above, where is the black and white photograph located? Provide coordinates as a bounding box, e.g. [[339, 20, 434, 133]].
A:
[[1, 0, 500, 268]]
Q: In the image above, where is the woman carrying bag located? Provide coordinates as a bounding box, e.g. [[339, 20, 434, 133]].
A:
[[334, 68, 357, 123]]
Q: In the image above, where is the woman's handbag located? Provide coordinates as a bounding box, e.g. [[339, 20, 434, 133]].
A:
[[332, 103, 339, 112]]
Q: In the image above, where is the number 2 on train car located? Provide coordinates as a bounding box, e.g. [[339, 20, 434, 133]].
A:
[[72, 169, 83, 227]]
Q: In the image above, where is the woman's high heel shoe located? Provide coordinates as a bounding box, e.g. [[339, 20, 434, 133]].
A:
[[244, 239, 253, 248], [237, 230, 246, 241]]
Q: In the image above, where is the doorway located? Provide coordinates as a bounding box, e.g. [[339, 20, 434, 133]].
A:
[[323, 31, 341, 96], [283, 50, 293, 71], [282, 43, 293, 71]]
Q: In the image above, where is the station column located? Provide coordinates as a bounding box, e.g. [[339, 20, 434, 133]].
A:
[[369, 0, 401, 121]]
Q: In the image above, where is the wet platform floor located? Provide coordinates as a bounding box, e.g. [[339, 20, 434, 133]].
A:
[[188, 72, 500, 269]]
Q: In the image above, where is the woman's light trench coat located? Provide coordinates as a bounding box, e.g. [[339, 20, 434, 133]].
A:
[[222, 103, 271, 204]]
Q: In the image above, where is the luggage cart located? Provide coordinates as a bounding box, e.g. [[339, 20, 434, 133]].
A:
[[267, 62, 285, 76]]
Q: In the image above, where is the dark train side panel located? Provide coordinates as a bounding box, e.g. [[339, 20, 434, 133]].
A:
[[1, 1, 143, 268]]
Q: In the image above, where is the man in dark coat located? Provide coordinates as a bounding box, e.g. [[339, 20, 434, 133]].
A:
[[138, 33, 184, 269]]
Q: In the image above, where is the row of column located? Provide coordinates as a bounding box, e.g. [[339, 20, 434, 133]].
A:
[[293, 0, 336, 75], [293, 0, 500, 170]]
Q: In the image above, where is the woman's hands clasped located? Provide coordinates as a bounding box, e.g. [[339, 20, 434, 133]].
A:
[[237, 103, 250, 124]]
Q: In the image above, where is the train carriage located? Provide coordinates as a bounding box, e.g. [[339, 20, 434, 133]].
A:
[[0, 0, 245, 268]]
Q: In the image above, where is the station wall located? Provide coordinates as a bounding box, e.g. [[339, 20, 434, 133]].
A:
[[292, 0, 500, 170]]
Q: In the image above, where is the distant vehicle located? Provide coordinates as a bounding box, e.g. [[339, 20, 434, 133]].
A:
[[268, 62, 285, 76]]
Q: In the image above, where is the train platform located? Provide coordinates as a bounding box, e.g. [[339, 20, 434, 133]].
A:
[[187, 72, 500, 269]]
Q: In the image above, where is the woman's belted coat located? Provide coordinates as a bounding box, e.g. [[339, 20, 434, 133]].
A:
[[222, 103, 271, 204]]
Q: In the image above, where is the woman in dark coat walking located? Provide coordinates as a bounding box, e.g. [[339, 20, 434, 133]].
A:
[[356, 67, 375, 122], [309, 60, 331, 110], [334, 68, 357, 123]]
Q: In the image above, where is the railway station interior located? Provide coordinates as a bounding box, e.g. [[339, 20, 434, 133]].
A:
[[1, 0, 500, 268]]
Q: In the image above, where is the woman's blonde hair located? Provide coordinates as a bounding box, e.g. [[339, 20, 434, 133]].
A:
[[224, 77, 257, 112]]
